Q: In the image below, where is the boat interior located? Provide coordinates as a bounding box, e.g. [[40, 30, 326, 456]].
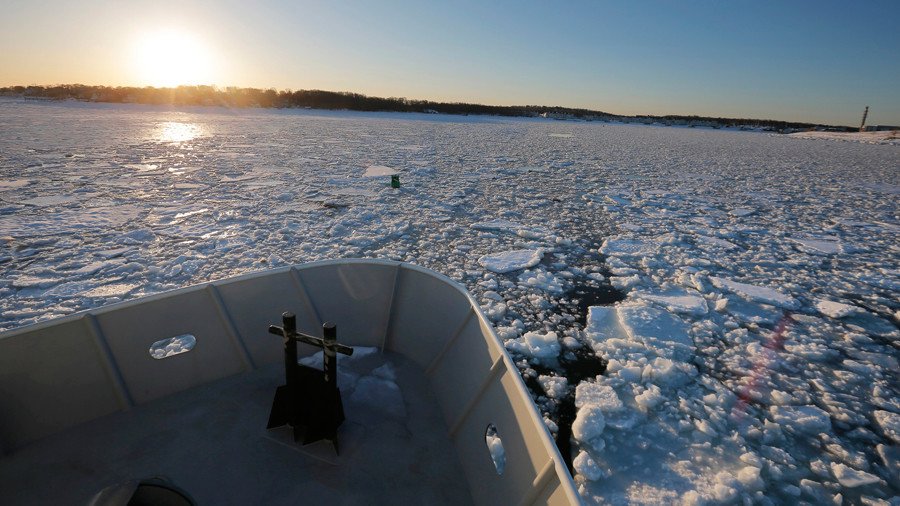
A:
[[0, 260, 578, 505]]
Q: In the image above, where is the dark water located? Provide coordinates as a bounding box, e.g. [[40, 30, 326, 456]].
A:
[[524, 280, 625, 472]]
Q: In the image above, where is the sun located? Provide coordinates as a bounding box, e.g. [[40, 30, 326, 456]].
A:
[[132, 29, 217, 87]]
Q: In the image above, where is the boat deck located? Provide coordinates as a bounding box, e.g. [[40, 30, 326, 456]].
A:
[[0, 349, 473, 505]]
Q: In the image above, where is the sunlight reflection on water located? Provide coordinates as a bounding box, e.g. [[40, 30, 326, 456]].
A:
[[157, 122, 204, 143]]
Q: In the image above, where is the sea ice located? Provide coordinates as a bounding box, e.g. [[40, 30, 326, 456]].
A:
[[617, 304, 693, 359], [572, 451, 604, 481], [599, 238, 656, 258], [2, 101, 898, 503], [574, 382, 623, 413], [830, 462, 881, 488], [730, 207, 755, 217], [769, 405, 832, 434], [571, 405, 605, 443], [362, 165, 399, 177], [877, 444, 900, 483], [522, 331, 561, 359], [470, 219, 547, 240], [538, 375, 568, 399], [0, 179, 32, 189], [518, 269, 565, 294], [873, 410, 900, 444], [637, 291, 708, 316], [478, 249, 543, 273], [709, 276, 799, 309], [815, 299, 858, 319], [19, 195, 80, 206], [470, 219, 522, 232], [82, 283, 139, 298], [694, 235, 738, 250]]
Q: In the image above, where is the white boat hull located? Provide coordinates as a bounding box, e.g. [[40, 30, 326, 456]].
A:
[[0, 259, 578, 505]]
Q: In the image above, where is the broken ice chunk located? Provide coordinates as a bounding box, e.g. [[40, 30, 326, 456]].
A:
[[538, 375, 568, 399], [790, 237, 843, 255], [518, 269, 565, 294], [523, 331, 561, 359], [599, 238, 656, 258], [575, 383, 623, 412], [362, 165, 399, 177], [873, 410, 900, 443], [573, 451, 604, 481], [694, 235, 738, 250], [572, 405, 606, 443], [637, 291, 708, 316], [478, 249, 544, 273], [709, 277, 799, 309], [815, 300, 858, 319], [617, 304, 693, 360], [730, 207, 755, 217], [830, 462, 881, 488], [634, 384, 663, 411], [769, 405, 831, 434]]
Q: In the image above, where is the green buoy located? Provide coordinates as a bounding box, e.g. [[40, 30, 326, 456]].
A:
[[391, 174, 400, 188]]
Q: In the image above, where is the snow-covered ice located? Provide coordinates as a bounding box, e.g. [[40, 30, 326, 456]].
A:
[[709, 277, 799, 309], [636, 290, 708, 316], [787, 129, 900, 145], [874, 410, 900, 444], [506, 330, 561, 360], [478, 249, 543, 273], [1, 98, 898, 504], [362, 165, 399, 177], [789, 236, 844, 255], [769, 405, 832, 434], [816, 299, 859, 319]]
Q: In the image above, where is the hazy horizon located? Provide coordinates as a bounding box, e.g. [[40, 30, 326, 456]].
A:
[[2, 0, 899, 126]]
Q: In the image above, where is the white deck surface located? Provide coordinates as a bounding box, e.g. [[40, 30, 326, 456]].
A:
[[0, 350, 474, 505]]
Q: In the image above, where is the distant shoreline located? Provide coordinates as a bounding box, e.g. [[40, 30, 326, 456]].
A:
[[0, 84, 854, 133]]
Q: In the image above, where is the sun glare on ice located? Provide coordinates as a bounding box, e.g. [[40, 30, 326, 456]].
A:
[[157, 122, 203, 143], [132, 29, 217, 87]]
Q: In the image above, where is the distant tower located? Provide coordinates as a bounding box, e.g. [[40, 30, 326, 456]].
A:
[[859, 106, 869, 132]]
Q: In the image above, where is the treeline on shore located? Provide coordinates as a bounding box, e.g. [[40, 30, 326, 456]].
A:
[[0, 84, 831, 131]]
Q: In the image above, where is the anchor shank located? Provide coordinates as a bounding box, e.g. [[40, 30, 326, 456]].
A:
[[323, 322, 337, 388], [280, 313, 298, 389]]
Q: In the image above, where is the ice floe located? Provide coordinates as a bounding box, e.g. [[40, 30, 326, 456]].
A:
[[709, 276, 799, 309], [478, 249, 544, 273], [815, 299, 859, 319], [790, 237, 843, 255], [362, 165, 399, 177]]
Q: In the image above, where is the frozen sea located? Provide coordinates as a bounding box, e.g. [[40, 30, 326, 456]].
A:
[[1, 98, 899, 504]]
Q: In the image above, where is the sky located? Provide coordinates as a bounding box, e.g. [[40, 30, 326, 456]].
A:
[[1, 0, 898, 126]]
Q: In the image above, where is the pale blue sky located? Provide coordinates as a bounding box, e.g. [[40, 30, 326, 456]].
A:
[[2, 0, 898, 125]]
